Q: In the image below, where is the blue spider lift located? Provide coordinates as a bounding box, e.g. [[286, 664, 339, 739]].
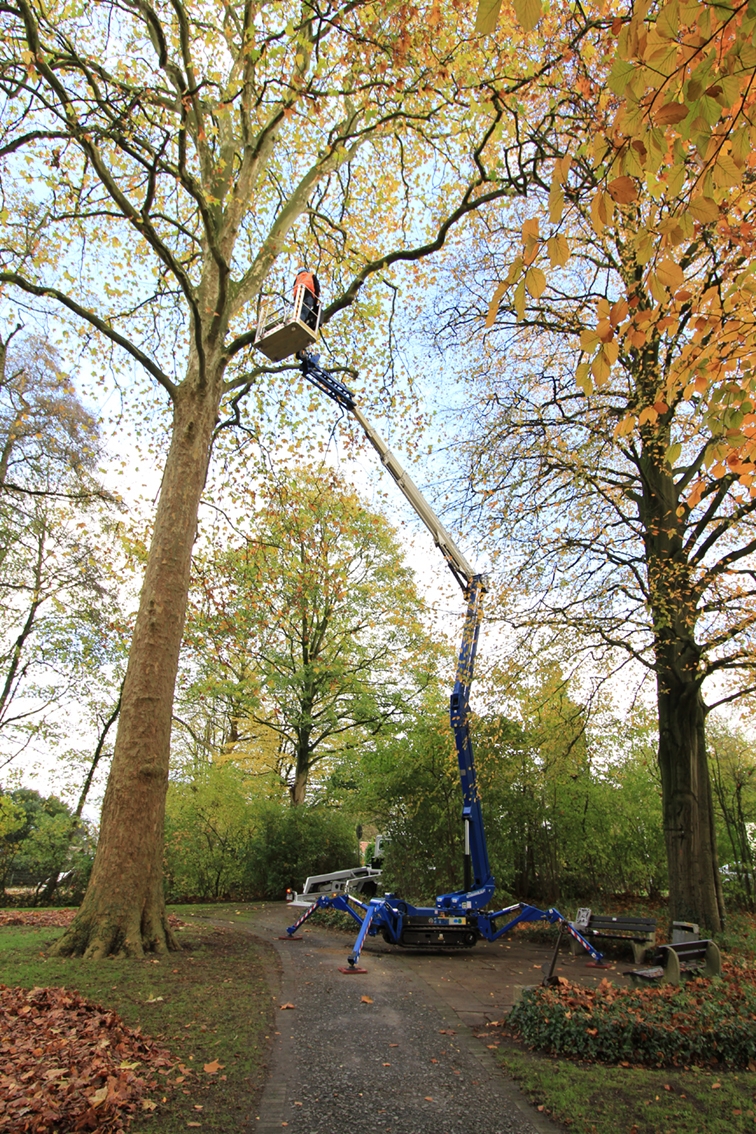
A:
[[285, 350, 604, 975]]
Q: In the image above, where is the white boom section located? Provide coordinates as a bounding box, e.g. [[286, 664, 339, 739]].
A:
[[349, 404, 475, 590]]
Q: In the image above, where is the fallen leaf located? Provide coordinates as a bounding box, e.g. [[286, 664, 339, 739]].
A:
[[146, 995, 164, 1003], [90, 1086, 109, 1108], [142, 1099, 158, 1111], [382, 1062, 391, 1066], [203, 1060, 225, 1074], [424, 1096, 433, 1101], [361, 996, 374, 1004], [279, 1003, 296, 1010], [712, 1082, 722, 1089]]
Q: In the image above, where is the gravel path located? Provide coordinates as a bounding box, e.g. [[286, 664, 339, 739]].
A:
[[238, 905, 563, 1134]]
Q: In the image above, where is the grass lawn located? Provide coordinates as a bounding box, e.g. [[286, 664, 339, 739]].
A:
[[498, 1031, 756, 1134], [0, 903, 277, 1132]]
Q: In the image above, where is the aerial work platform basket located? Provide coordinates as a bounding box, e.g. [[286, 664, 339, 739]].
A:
[[254, 284, 321, 362]]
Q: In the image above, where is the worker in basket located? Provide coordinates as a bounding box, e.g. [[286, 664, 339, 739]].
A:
[[294, 267, 320, 330]]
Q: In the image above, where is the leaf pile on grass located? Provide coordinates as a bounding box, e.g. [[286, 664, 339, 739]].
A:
[[507, 963, 756, 1068], [0, 909, 187, 930], [0, 984, 175, 1132]]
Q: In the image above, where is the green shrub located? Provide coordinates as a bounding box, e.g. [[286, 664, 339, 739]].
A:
[[165, 764, 358, 901], [243, 801, 358, 899], [508, 963, 756, 1068]]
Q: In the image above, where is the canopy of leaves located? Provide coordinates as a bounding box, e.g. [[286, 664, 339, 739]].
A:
[[177, 464, 443, 800]]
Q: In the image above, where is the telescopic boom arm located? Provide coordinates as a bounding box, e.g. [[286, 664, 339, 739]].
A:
[[298, 351, 494, 903], [297, 353, 475, 592]]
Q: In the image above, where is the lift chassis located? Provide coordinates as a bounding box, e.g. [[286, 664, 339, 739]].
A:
[[287, 352, 603, 971]]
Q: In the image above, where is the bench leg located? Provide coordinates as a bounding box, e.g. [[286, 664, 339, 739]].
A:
[[660, 948, 681, 986], [705, 941, 721, 978], [632, 940, 653, 965]]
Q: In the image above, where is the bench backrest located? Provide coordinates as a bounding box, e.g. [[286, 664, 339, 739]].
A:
[[585, 915, 657, 933]]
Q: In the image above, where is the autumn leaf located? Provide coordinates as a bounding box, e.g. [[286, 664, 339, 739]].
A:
[[513, 0, 542, 32], [655, 259, 684, 291], [607, 176, 638, 204], [203, 1059, 225, 1073], [279, 1002, 296, 1010], [474, 0, 503, 34], [688, 196, 719, 225], [486, 281, 508, 329], [525, 267, 547, 299], [547, 235, 570, 268], [361, 995, 374, 1004], [655, 102, 688, 125]]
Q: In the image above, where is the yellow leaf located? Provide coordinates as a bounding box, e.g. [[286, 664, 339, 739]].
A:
[[513, 0, 542, 32], [592, 352, 611, 385], [522, 217, 539, 242], [506, 256, 524, 286], [656, 0, 680, 40], [474, 0, 503, 33], [548, 182, 564, 224], [607, 175, 638, 204], [514, 279, 526, 320], [604, 339, 619, 365], [547, 234, 570, 268], [485, 281, 508, 329], [90, 1087, 108, 1108], [638, 406, 658, 425], [580, 328, 599, 352], [712, 153, 741, 190], [554, 155, 572, 184], [656, 259, 684, 290], [590, 191, 611, 233], [525, 267, 547, 299], [614, 414, 636, 437], [666, 441, 682, 465], [575, 363, 592, 395]]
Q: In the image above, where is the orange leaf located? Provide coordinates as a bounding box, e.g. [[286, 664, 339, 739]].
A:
[[279, 1003, 296, 1010], [607, 176, 638, 204], [655, 102, 688, 124], [203, 1059, 225, 1073], [361, 995, 374, 1004]]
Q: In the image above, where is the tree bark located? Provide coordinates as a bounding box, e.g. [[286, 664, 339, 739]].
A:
[[640, 430, 725, 932], [51, 374, 221, 957]]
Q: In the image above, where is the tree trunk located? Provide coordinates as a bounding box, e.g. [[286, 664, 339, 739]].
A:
[[51, 375, 221, 957], [656, 654, 724, 931], [640, 427, 724, 932]]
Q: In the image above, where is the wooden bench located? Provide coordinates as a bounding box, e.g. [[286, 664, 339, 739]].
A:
[[569, 909, 657, 964], [625, 939, 721, 986]]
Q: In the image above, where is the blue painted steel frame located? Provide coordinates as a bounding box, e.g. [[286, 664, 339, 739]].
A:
[[286, 895, 604, 968]]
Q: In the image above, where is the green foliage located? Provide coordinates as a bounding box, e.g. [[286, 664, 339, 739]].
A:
[[164, 763, 358, 901], [178, 465, 440, 804], [508, 964, 756, 1069], [354, 669, 667, 906], [355, 695, 465, 900], [0, 788, 95, 901]]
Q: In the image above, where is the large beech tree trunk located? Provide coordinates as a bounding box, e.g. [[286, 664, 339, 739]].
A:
[[52, 373, 221, 957], [640, 427, 725, 933], [656, 651, 724, 931]]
